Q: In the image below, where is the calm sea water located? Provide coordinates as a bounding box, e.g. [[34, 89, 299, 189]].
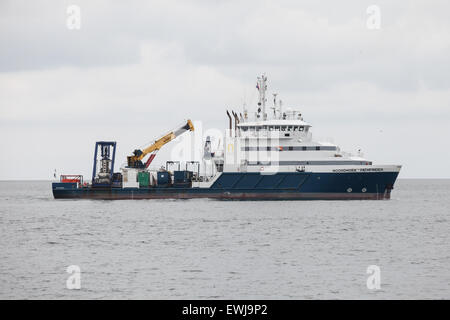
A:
[[0, 179, 449, 299]]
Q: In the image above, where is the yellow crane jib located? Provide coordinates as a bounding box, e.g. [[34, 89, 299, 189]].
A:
[[127, 120, 194, 168]]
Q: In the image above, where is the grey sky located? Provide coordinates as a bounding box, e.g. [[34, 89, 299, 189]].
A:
[[1, 0, 449, 179]]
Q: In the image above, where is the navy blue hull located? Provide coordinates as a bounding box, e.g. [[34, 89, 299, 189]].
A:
[[52, 171, 399, 200]]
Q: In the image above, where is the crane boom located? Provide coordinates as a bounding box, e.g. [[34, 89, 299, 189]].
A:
[[127, 120, 194, 168]]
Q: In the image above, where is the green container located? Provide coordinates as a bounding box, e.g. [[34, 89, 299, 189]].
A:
[[138, 171, 150, 187]]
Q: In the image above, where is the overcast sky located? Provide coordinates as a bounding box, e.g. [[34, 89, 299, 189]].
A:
[[1, 0, 449, 179]]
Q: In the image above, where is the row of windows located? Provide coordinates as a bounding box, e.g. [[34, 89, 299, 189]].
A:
[[242, 146, 337, 151], [247, 160, 372, 166], [240, 125, 308, 132]]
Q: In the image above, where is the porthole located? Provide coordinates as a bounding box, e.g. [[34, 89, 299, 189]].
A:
[[347, 188, 352, 193], [362, 187, 367, 193]]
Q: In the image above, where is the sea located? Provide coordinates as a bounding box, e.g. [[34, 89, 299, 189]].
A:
[[0, 179, 449, 299]]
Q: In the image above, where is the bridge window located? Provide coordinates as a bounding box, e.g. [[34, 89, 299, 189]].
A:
[[299, 126, 304, 132], [316, 146, 320, 150]]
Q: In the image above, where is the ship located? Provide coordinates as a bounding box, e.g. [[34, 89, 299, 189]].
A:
[[52, 74, 401, 200]]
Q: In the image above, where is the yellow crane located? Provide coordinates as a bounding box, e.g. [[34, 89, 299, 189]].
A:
[[127, 120, 195, 168]]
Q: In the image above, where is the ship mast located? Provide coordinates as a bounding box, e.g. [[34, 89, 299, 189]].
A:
[[256, 74, 268, 121]]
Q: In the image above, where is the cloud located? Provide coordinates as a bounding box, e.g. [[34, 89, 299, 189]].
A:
[[2, 0, 450, 91]]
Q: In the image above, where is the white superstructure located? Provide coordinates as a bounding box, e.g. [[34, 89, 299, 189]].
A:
[[209, 74, 400, 176]]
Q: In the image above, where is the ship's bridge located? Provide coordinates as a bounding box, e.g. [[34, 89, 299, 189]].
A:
[[216, 74, 374, 174], [237, 119, 312, 140]]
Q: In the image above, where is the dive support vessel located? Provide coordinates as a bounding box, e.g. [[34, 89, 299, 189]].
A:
[[52, 75, 401, 200]]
